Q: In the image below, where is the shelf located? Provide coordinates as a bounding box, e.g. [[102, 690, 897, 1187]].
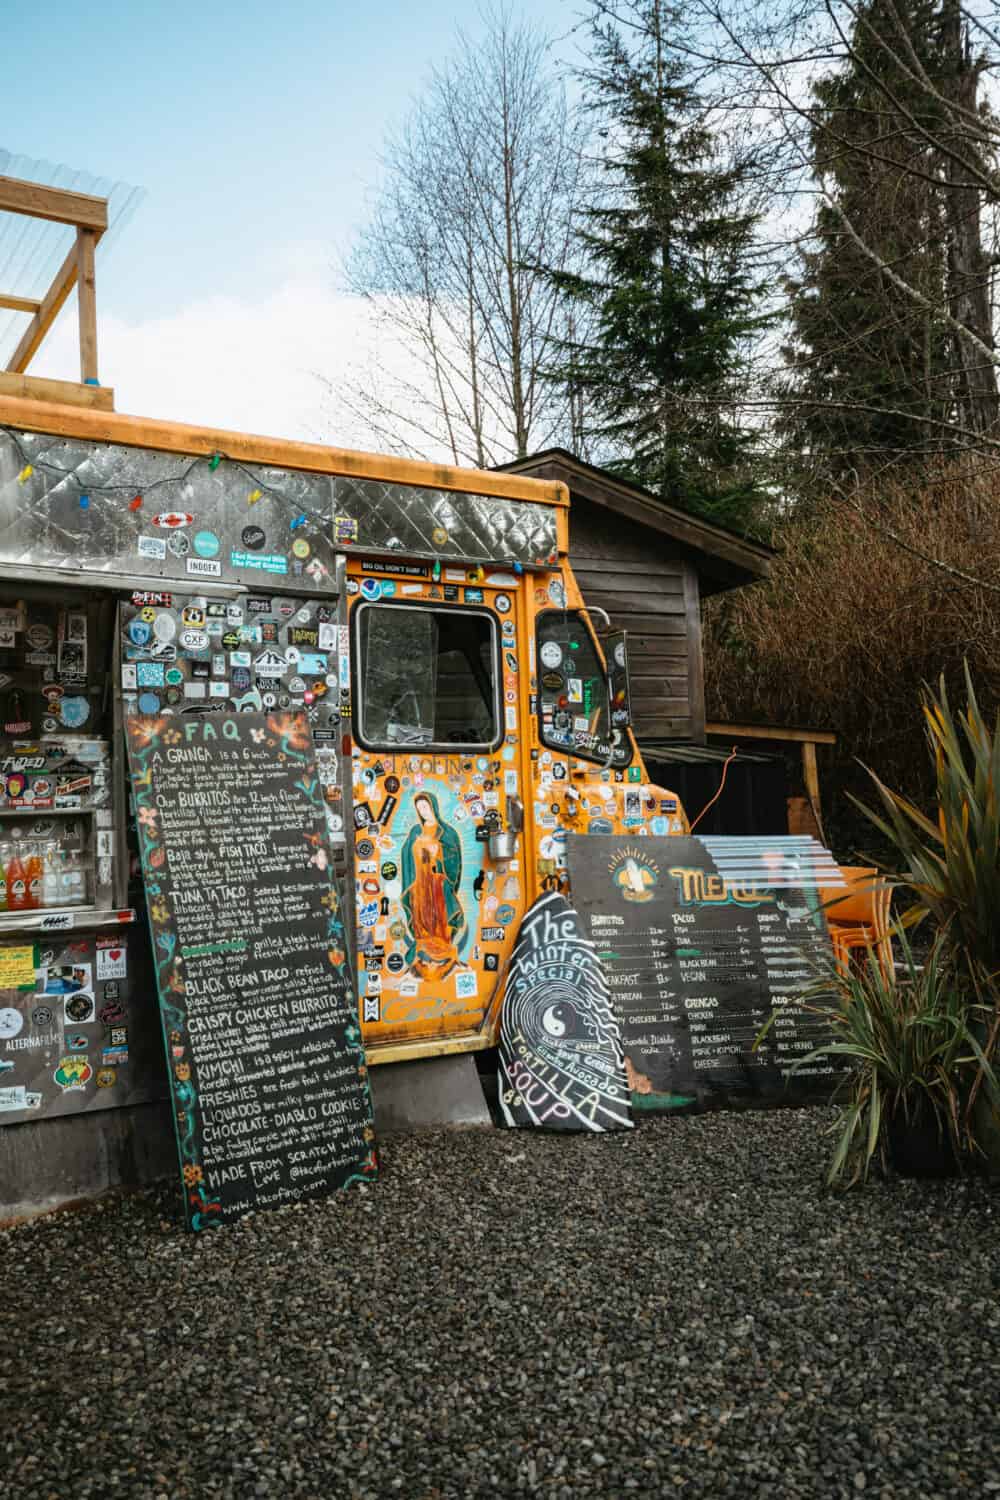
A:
[[0, 906, 135, 934], [0, 806, 98, 816]]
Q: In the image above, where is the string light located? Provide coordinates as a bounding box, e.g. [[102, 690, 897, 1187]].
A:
[[17, 464, 32, 483], [128, 494, 142, 511], [247, 488, 263, 506]]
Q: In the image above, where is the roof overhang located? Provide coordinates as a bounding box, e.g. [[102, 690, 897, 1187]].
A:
[[497, 448, 774, 594]]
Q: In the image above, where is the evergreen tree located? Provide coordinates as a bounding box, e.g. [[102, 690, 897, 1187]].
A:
[[779, 0, 994, 488], [547, 0, 770, 534]]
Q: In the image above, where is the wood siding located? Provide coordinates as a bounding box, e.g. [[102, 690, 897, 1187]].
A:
[[569, 497, 705, 741]]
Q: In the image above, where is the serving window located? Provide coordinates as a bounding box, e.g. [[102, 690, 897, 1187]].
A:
[[535, 609, 631, 768], [354, 602, 501, 750]]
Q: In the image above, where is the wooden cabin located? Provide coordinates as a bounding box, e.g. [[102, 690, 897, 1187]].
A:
[[497, 449, 774, 743]]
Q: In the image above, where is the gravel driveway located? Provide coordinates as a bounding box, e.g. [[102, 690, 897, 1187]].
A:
[[3, 1108, 999, 1499]]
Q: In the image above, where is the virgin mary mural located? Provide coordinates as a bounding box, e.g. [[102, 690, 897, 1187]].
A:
[[400, 790, 467, 979]]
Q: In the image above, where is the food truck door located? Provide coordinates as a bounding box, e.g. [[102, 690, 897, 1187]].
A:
[[346, 561, 530, 1056]]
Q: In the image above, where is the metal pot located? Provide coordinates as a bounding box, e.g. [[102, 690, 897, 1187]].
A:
[[488, 830, 517, 862]]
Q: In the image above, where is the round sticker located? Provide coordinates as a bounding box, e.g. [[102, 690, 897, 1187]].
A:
[[167, 532, 190, 558], [614, 641, 627, 667], [194, 530, 220, 559], [360, 579, 382, 602], [292, 537, 310, 560], [381, 861, 398, 881], [26, 623, 53, 650], [42, 717, 58, 733], [32, 1005, 53, 1027], [357, 839, 375, 859], [138, 692, 161, 715], [140, 607, 157, 624], [153, 612, 176, 643], [384, 776, 400, 794], [241, 525, 266, 551], [128, 619, 152, 647], [59, 696, 90, 728], [494, 593, 511, 614], [540, 641, 563, 669], [432, 526, 449, 546], [261, 691, 277, 708], [0, 1006, 23, 1039], [165, 668, 184, 687], [548, 578, 566, 607], [386, 953, 405, 974]]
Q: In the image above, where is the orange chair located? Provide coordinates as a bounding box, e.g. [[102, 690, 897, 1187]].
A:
[[819, 866, 894, 980]]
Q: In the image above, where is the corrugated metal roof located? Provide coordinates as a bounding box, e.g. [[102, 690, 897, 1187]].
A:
[[640, 740, 781, 766], [0, 149, 144, 366]]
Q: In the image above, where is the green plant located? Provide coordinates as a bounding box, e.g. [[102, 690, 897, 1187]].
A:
[[763, 927, 999, 1187], [857, 663, 1000, 990]]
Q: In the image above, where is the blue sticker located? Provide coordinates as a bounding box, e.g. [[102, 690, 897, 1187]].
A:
[[193, 530, 220, 559], [231, 666, 251, 692], [361, 579, 382, 602], [588, 817, 614, 835], [651, 816, 669, 835], [66, 1033, 89, 1051], [464, 587, 484, 604], [298, 653, 328, 676], [136, 662, 166, 688], [59, 696, 90, 728], [381, 581, 396, 598], [358, 900, 379, 928], [128, 620, 152, 647], [137, 692, 161, 715], [495, 903, 516, 925]]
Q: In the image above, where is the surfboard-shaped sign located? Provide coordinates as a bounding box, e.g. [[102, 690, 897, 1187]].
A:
[[498, 891, 631, 1132]]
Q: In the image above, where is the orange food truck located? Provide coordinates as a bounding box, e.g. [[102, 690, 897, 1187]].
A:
[[0, 392, 687, 1213]]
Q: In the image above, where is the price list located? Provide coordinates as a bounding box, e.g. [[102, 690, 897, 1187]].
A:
[[126, 711, 375, 1228], [568, 835, 843, 1111]]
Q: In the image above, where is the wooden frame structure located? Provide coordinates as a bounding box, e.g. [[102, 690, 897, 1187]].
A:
[[0, 175, 112, 409], [706, 720, 836, 836]]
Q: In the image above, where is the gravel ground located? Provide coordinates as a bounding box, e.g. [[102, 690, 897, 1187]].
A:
[[4, 1108, 1000, 1500]]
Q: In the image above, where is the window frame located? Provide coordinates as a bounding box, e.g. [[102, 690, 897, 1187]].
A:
[[351, 597, 504, 754], [534, 607, 633, 768]]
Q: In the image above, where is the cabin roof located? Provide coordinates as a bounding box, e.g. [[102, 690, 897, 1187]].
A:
[[496, 448, 775, 594]]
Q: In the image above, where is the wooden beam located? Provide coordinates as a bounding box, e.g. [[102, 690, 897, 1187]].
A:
[[802, 740, 826, 841], [0, 395, 570, 506], [0, 293, 42, 315], [0, 175, 108, 232], [0, 371, 114, 411], [706, 721, 837, 746], [76, 228, 98, 384], [6, 244, 81, 374]]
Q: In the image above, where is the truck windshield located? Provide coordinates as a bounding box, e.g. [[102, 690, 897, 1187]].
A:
[[535, 610, 631, 768], [354, 602, 500, 749]]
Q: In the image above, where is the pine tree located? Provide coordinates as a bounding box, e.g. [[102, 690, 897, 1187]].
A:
[[779, 0, 995, 488], [547, 0, 770, 534]]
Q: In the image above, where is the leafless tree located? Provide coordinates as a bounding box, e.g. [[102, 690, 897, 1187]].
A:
[[331, 7, 591, 468]]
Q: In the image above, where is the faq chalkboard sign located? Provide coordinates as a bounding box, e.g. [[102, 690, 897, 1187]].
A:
[[126, 711, 376, 1229], [498, 891, 631, 1132], [568, 835, 842, 1114]]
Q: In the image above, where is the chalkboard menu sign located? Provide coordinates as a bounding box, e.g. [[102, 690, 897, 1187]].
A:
[[126, 710, 376, 1229], [498, 892, 631, 1132], [568, 835, 843, 1113]]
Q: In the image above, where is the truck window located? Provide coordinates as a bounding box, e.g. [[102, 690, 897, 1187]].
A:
[[536, 610, 632, 768], [354, 602, 501, 750]]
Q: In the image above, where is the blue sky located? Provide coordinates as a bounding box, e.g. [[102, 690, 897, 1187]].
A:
[[4, 0, 580, 426]]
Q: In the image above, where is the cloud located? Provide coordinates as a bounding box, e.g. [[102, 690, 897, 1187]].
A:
[[28, 264, 383, 452]]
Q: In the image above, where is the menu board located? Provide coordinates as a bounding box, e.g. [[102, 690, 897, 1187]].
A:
[[498, 892, 631, 1132], [126, 710, 376, 1230], [568, 835, 843, 1112]]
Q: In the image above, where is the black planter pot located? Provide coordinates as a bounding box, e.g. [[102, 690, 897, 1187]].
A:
[[886, 1107, 959, 1179]]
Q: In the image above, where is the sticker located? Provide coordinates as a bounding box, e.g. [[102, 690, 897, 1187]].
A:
[[253, 650, 288, 677], [455, 970, 478, 1000], [167, 534, 190, 559], [361, 579, 382, 602], [183, 681, 207, 699], [64, 991, 95, 1024], [291, 537, 311, 560], [540, 641, 562, 669], [241, 525, 266, 551], [230, 550, 288, 574], [433, 528, 450, 547], [548, 578, 566, 607], [59, 697, 90, 728], [136, 662, 165, 687], [53, 1056, 92, 1092], [464, 588, 484, 604], [121, 664, 138, 692], [230, 651, 252, 668], [334, 515, 358, 544], [96, 944, 128, 980], [66, 1032, 89, 1051], [138, 536, 167, 561], [153, 612, 177, 643], [0, 1006, 23, 1039], [0, 1086, 26, 1112], [31, 1004, 53, 1026], [187, 557, 222, 578], [96, 1069, 116, 1088], [494, 594, 511, 614], [180, 629, 209, 651], [209, 681, 229, 698], [152, 512, 193, 529], [193, 531, 220, 558], [127, 619, 152, 648]]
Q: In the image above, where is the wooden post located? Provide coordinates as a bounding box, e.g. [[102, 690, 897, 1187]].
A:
[[76, 227, 98, 385], [802, 740, 824, 840]]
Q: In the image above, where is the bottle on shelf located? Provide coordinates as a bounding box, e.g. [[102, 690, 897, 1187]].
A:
[[60, 848, 86, 908], [24, 841, 42, 910], [42, 841, 60, 908], [6, 837, 28, 912], [0, 839, 10, 913]]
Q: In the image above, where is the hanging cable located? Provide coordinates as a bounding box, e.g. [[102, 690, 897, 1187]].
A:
[[689, 746, 739, 833]]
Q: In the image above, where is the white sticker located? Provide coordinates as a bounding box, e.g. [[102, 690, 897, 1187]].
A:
[[455, 970, 478, 999], [505, 705, 517, 730], [230, 651, 251, 668], [209, 681, 229, 697], [184, 680, 207, 698], [254, 650, 288, 677], [96, 830, 113, 857], [186, 558, 222, 578], [318, 623, 337, 651], [444, 569, 466, 582], [138, 536, 167, 561], [96, 944, 128, 980], [179, 629, 209, 651], [568, 678, 583, 703], [40, 912, 74, 931], [0, 1086, 27, 1112], [121, 664, 137, 691]]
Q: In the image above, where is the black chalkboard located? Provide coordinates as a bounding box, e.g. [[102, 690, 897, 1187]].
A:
[[568, 835, 843, 1113], [126, 710, 376, 1228], [498, 891, 631, 1132]]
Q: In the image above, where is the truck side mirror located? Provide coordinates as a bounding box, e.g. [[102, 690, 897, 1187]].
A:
[[606, 631, 632, 730]]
